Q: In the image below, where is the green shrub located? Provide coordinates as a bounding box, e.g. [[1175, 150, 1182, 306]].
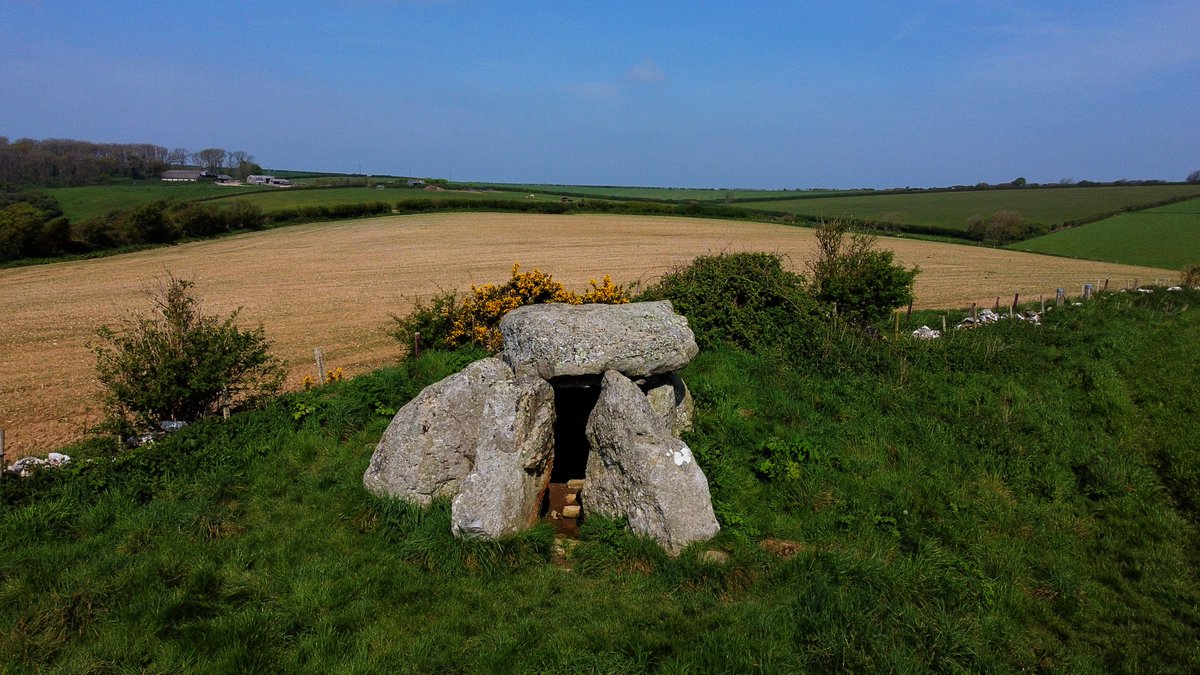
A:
[[223, 200, 265, 230], [639, 251, 824, 354], [92, 274, 284, 432], [807, 220, 919, 324], [388, 291, 461, 353]]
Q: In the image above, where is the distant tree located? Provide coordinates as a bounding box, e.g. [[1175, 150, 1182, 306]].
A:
[[1011, 177, 1027, 187], [1187, 169, 1200, 184], [193, 148, 227, 172], [168, 147, 189, 167]]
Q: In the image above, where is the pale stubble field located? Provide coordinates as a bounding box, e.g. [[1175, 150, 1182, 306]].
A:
[[0, 213, 1173, 458]]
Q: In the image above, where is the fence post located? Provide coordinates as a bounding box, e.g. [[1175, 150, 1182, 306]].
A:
[[1012, 293, 1020, 317], [994, 297, 1000, 312], [971, 302, 978, 321], [1083, 283, 1093, 301], [414, 331, 421, 358], [314, 347, 326, 383], [1103, 279, 1109, 292], [1056, 288, 1065, 306], [942, 315, 947, 333], [1040, 295, 1045, 313]]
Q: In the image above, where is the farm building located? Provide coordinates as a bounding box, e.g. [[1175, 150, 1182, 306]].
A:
[[161, 169, 206, 182], [247, 175, 293, 187]]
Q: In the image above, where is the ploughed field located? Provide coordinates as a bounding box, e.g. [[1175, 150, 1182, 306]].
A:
[[0, 213, 1172, 458]]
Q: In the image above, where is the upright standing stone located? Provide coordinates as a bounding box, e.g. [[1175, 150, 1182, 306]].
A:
[[364, 358, 513, 505], [451, 375, 556, 538], [584, 370, 719, 555], [643, 373, 693, 438]]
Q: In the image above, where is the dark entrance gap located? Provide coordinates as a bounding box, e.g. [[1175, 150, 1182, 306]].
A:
[[540, 385, 601, 535], [550, 385, 600, 482]]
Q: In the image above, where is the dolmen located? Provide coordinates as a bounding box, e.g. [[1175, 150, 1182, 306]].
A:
[[363, 300, 719, 555]]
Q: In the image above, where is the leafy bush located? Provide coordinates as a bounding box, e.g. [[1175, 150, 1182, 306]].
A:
[[390, 264, 631, 353], [388, 291, 461, 353], [807, 220, 919, 324], [639, 251, 824, 354], [92, 274, 284, 432], [965, 210, 1047, 243]]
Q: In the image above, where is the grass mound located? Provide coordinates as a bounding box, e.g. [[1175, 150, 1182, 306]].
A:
[[3, 289, 1200, 671]]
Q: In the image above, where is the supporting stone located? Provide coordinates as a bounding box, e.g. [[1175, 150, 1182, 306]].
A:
[[583, 370, 719, 555]]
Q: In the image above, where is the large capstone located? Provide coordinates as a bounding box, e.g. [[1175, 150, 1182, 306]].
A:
[[451, 374, 556, 538], [500, 301, 698, 380], [364, 357, 515, 505], [583, 370, 719, 555]]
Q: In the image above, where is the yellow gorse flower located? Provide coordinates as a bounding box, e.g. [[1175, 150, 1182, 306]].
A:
[[444, 263, 631, 351]]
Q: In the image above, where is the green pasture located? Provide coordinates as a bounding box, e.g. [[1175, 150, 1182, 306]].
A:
[[1010, 197, 1200, 270], [472, 183, 853, 202], [209, 186, 569, 212], [45, 182, 244, 221], [739, 185, 1200, 232]]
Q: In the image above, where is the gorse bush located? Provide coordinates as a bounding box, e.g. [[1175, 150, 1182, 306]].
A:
[[92, 274, 284, 432], [640, 251, 824, 354], [391, 263, 631, 353]]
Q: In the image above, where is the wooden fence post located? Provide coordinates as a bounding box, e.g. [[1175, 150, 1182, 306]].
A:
[[1040, 295, 1045, 313], [906, 300, 913, 318], [971, 302, 978, 321], [1083, 283, 1093, 301], [414, 331, 422, 358], [314, 347, 326, 382], [1012, 293, 1020, 317], [1056, 288, 1065, 307], [942, 315, 947, 333], [994, 297, 1000, 312], [1103, 279, 1109, 292]]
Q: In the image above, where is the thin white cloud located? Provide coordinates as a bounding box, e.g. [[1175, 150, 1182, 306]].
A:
[[626, 60, 667, 85]]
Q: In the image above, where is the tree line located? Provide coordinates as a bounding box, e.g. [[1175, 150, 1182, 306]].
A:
[[0, 137, 257, 187]]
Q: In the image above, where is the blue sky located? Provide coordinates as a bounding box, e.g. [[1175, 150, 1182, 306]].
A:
[[2, 1, 1197, 188]]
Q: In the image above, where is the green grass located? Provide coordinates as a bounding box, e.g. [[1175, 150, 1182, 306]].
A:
[[739, 185, 1200, 232], [468, 183, 856, 202], [4, 289, 1200, 671], [1009, 197, 1200, 270], [45, 182, 249, 221], [207, 186, 563, 212]]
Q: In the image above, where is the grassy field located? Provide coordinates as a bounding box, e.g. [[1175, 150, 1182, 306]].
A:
[[207, 186, 569, 211], [3, 288, 1199, 671], [1009, 197, 1200, 270], [0, 213, 1172, 460], [739, 185, 1200, 232], [468, 184, 856, 202], [45, 182, 248, 221]]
